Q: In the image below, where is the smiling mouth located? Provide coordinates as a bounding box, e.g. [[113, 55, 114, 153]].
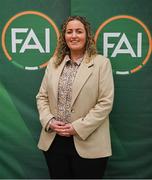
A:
[[70, 41, 79, 44]]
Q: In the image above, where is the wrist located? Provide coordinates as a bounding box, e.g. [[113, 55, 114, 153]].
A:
[[45, 117, 55, 132]]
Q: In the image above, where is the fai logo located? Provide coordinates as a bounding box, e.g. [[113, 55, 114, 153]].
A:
[[95, 15, 152, 75], [2, 11, 59, 70]]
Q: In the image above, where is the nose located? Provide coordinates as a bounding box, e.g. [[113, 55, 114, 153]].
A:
[[71, 31, 77, 38]]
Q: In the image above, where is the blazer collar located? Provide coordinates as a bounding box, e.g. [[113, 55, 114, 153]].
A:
[[64, 55, 83, 66]]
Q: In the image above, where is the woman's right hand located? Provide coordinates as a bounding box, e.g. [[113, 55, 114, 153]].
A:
[[49, 119, 71, 137]]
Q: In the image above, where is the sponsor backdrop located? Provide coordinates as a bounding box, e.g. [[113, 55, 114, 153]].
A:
[[0, 0, 152, 178]]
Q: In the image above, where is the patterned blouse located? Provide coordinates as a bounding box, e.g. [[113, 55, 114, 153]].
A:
[[56, 55, 83, 123]]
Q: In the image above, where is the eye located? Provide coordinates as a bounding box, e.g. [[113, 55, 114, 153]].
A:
[[76, 29, 85, 34], [77, 30, 83, 34], [66, 30, 72, 34]]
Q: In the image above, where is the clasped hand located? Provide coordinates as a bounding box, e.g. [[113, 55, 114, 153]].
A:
[[49, 120, 77, 137]]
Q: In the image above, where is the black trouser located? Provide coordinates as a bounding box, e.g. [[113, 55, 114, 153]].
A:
[[44, 134, 108, 179]]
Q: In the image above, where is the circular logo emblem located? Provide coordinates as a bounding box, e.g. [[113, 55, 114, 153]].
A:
[[2, 11, 59, 70], [95, 15, 151, 75]]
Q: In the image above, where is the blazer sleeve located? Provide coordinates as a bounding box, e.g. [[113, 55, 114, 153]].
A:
[[36, 59, 55, 129], [72, 58, 114, 140]]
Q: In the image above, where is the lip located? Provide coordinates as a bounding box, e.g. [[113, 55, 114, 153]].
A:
[[70, 40, 79, 42], [70, 40, 79, 44]]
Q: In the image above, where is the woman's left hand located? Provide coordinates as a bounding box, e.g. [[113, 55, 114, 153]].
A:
[[63, 123, 77, 136]]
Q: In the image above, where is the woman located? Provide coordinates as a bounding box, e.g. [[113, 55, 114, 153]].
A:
[[36, 16, 114, 179]]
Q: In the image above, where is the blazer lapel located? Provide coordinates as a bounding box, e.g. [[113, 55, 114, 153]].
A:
[[71, 59, 94, 107], [52, 57, 67, 102]]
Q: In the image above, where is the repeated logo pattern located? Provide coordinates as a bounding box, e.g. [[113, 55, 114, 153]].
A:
[[1, 13, 152, 74]]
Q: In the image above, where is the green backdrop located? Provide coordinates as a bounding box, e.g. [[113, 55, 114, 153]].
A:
[[0, 0, 152, 178]]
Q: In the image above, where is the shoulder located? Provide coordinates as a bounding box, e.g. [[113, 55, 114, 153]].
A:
[[46, 56, 56, 69], [93, 54, 111, 67]]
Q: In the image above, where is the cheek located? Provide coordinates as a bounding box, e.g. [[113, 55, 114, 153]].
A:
[[65, 35, 70, 43], [81, 36, 87, 46]]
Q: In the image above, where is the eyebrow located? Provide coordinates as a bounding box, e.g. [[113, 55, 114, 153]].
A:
[[66, 28, 84, 31]]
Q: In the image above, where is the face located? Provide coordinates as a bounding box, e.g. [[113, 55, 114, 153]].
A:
[[65, 20, 87, 54]]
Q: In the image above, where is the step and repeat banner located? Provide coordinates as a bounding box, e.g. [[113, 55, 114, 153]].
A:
[[0, 0, 152, 178]]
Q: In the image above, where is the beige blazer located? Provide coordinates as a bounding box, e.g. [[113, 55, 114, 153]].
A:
[[36, 54, 114, 158]]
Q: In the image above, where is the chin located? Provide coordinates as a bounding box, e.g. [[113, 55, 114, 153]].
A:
[[70, 46, 81, 50]]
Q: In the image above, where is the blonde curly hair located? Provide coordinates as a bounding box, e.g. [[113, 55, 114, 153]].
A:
[[54, 16, 97, 67]]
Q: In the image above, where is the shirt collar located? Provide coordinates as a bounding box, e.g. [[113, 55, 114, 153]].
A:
[[65, 55, 84, 66]]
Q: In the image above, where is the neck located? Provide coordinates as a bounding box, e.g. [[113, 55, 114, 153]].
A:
[[70, 51, 85, 61]]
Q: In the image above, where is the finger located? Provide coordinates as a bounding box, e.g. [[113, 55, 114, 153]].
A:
[[54, 128, 64, 133], [53, 125, 66, 131], [51, 120, 65, 127], [63, 124, 71, 129]]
